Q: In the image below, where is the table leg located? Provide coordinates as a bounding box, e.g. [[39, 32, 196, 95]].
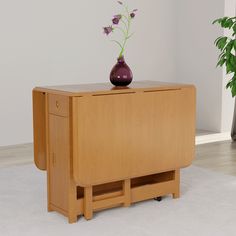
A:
[[84, 186, 93, 220], [123, 179, 131, 207], [172, 169, 180, 199]]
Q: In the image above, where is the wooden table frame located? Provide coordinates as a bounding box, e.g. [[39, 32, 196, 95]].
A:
[[33, 81, 195, 223]]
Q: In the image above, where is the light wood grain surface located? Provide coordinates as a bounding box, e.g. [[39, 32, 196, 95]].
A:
[[32, 91, 47, 170], [73, 87, 195, 186], [48, 115, 70, 212], [34, 80, 194, 97]]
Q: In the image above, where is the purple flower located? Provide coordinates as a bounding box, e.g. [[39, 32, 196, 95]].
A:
[[130, 12, 136, 18], [112, 14, 122, 25], [103, 26, 113, 35], [117, 1, 123, 4]]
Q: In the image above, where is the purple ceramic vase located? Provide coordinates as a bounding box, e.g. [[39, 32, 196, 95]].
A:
[[110, 56, 133, 86]]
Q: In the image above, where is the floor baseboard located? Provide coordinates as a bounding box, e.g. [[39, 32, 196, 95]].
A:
[[196, 132, 231, 145]]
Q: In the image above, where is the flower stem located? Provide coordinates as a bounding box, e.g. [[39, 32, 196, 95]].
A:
[[121, 14, 129, 24], [110, 40, 123, 49], [121, 19, 129, 32], [119, 12, 131, 58], [113, 26, 127, 37]]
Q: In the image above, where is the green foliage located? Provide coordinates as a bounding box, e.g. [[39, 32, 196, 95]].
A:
[[213, 16, 236, 97]]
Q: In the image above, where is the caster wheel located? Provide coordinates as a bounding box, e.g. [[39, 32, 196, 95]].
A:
[[154, 196, 162, 202]]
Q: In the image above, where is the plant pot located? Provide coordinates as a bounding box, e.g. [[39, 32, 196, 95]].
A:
[[110, 56, 133, 86], [231, 98, 236, 141]]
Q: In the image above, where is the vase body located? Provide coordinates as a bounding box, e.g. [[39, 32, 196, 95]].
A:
[[110, 56, 133, 86]]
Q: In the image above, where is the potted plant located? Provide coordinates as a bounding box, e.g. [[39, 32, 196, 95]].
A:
[[213, 16, 236, 140], [103, 1, 138, 86]]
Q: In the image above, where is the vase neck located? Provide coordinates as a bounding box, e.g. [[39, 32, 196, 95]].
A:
[[117, 56, 125, 63]]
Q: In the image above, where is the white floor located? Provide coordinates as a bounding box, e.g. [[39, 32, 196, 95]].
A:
[[0, 164, 236, 236], [0, 130, 234, 235]]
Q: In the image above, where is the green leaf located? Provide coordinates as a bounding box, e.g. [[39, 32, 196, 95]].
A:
[[216, 37, 228, 50], [212, 18, 223, 25], [226, 62, 234, 74], [212, 18, 221, 24], [226, 80, 232, 89], [214, 36, 222, 45], [228, 78, 236, 97], [217, 58, 226, 67], [213, 16, 236, 97], [233, 24, 236, 33], [230, 54, 236, 67], [229, 57, 236, 74], [225, 40, 234, 56], [234, 40, 236, 51], [231, 83, 236, 97], [218, 51, 226, 60], [221, 17, 229, 27], [225, 18, 234, 28]]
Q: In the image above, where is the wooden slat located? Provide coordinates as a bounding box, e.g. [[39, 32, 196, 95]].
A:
[[173, 169, 180, 199], [75, 173, 180, 217], [93, 190, 123, 201], [93, 196, 124, 211], [123, 179, 131, 207], [84, 186, 93, 220], [131, 181, 176, 203], [76, 198, 84, 215]]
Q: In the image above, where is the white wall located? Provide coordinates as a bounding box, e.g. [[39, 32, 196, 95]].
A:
[[176, 0, 225, 132], [176, 0, 236, 132], [1, 0, 234, 146], [0, 0, 177, 146]]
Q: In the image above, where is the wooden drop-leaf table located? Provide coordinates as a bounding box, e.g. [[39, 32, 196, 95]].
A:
[[33, 81, 196, 223]]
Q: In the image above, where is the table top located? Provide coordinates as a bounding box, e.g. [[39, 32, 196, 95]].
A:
[[34, 80, 194, 96]]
